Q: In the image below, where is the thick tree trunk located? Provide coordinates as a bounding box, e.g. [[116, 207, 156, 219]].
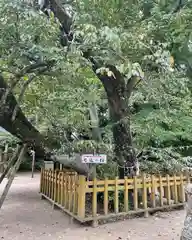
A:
[[0, 75, 90, 176], [0, 75, 53, 157], [111, 100, 136, 177], [96, 66, 137, 178]]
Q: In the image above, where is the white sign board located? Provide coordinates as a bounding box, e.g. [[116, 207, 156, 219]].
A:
[[81, 154, 107, 164]]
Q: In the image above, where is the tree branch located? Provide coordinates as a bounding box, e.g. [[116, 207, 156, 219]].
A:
[[49, 0, 72, 34], [126, 76, 138, 99], [172, 0, 185, 13], [47, 0, 127, 97], [0, 74, 91, 176], [11, 66, 54, 122], [0, 61, 55, 106]]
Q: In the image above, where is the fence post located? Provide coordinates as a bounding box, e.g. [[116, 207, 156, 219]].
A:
[[44, 170, 47, 195], [133, 175, 138, 210], [53, 171, 57, 208], [173, 174, 178, 204], [72, 175, 77, 215], [166, 174, 171, 205], [114, 177, 119, 214], [77, 175, 86, 219], [159, 175, 163, 206], [124, 177, 128, 212], [179, 173, 185, 203], [104, 178, 108, 215], [40, 168, 43, 193], [151, 175, 156, 208], [61, 172, 64, 206], [92, 178, 97, 217], [48, 170, 51, 198], [142, 173, 148, 217], [57, 172, 61, 205]]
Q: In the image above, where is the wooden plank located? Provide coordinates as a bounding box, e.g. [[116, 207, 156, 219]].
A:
[[173, 175, 178, 204], [53, 171, 57, 203], [0, 145, 20, 184], [61, 172, 64, 206], [0, 145, 26, 209], [179, 173, 185, 203], [151, 175, 156, 208], [58, 173, 61, 204], [114, 177, 119, 213], [68, 175, 72, 211], [64, 174, 67, 208], [72, 175, 77, 214], [92, 178, 97, 217], [166, 175, 171, 205], [104, 178, 108, 215], [124, 177, 128, 212], [44, 170, 47, 195], [51, 171, 54, 199], [77, 176, 86, 218], [133, 176, 138, 210], [142, 173, 148, 211], [48, 171, 51, 198], [159, 175, 163, 206]]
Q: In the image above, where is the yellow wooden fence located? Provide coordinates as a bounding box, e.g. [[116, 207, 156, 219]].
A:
[[40, 169, 190, 225]]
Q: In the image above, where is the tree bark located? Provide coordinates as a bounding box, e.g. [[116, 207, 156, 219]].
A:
[[96, 66, 137, 177], [180, 183, 192, 240], [0, 75, 90, 176], [0, 75, 53, 157], [46, 0, 138, 177]]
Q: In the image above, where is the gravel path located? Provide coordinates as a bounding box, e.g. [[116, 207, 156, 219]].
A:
[[0, 173, 185, 240]]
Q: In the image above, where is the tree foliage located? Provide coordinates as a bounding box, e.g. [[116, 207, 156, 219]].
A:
[[0, 0, 192, 175]]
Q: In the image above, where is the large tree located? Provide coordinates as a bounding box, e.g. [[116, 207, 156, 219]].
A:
[[0, 0, 192, 178], [0, 0, 146, 177]]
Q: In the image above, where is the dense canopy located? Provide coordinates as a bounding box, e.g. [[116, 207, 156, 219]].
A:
[[0, 0, 192, 177]]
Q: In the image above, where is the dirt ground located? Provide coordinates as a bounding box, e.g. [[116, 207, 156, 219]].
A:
[[0, 173, 186, 240]]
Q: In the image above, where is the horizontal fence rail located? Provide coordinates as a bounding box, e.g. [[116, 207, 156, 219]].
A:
[[40, 169, 191, 225]]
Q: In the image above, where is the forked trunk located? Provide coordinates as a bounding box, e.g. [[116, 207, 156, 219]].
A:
[[97, 66, 137, 178]]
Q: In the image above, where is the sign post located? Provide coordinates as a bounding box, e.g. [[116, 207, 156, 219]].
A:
[[31, 150, 35, 178], [81, 154, 107, 164], [81, 154, 107, 179]]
